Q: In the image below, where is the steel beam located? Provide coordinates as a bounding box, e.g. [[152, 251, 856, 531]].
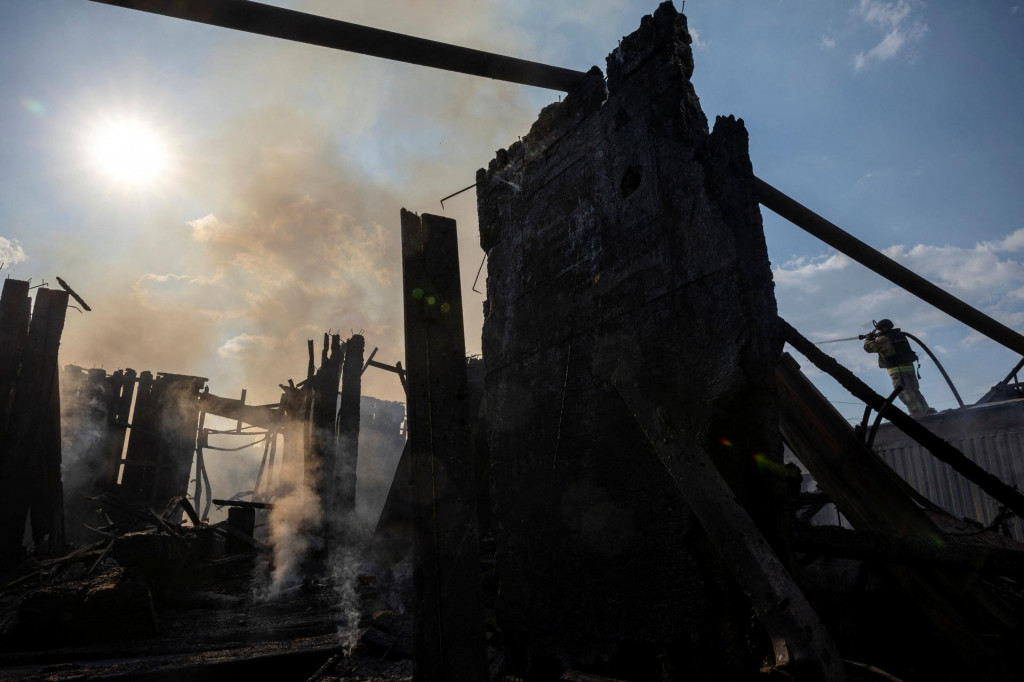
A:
[[87, 0, 587, 91], [756, 177, 1024, 357]]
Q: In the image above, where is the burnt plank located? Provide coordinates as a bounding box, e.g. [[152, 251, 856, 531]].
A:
[[613, 372, 844, 679], [401, 209, 487, 682], [0, 279, 30, 442]]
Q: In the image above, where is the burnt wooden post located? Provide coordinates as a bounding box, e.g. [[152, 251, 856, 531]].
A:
[[0, 288, 69, 559], [0, 280, 30, 438], [280, 378, 310, 488], [33, 370, 64, 554], [310, 333, 344, 498], [612, 370, 844, 679], [401, 209, 487, 682], [303, 338, 315, 484], [336, 333, 364, 516]]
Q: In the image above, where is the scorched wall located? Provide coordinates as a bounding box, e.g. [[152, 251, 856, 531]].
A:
[[477, 2, 784, 667]]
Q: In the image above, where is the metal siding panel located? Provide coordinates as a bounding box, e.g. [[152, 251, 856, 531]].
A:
[[855, 416, 1024, 541]]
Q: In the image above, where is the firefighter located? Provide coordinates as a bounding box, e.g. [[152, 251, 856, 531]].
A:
[[861, 318, 933, 416]]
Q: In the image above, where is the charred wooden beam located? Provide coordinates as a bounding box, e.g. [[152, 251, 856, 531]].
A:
[[791, 523, 1024, 579], [401, 209, 487, 681], [55, 276, 91, 312], [309, 333, 343, 504], [87, 0, 586, 91], [366, 359, 406, 378], [211, 498, 275, 510], [612, 370, 845, 679], [781, 318, 1024, 521], [197, 390, 284, 430], [776, 352, 1015, 664], [174, 495, 202, 526], [759, 180, 1024, 356]]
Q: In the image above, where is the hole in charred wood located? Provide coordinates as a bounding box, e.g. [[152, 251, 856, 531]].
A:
[[620, 164, 643, 198]]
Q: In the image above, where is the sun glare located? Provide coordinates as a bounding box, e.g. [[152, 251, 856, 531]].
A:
[[86, 117, 170, 188]]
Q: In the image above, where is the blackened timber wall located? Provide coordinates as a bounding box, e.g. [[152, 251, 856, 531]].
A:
[[61, 366, 121, 545], [476, 2, 783, 668], [0, 287, 69, 558], [119, 371, 205, 519]]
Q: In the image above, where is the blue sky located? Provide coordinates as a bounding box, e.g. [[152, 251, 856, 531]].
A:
[[1, 0, 1022, 420]]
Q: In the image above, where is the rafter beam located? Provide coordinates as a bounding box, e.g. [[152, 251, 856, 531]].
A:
[[87, 0, 587, 91]]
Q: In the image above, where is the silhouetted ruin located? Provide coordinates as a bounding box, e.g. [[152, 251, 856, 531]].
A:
[[3, 2, 1024, 681]]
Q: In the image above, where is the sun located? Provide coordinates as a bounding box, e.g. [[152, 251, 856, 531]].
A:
[[86, 117, 170, 188]]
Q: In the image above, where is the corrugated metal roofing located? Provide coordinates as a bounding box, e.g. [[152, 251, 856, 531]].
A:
[[873, 399, 1024, 541]]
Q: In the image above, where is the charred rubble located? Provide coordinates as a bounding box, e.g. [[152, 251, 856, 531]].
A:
[[3, 3, 1024, 681]]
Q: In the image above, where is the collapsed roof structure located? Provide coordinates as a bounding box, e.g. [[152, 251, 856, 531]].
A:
[[2, 2, 1024, 680]]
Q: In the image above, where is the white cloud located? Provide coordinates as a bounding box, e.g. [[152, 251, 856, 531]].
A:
[[820, 35, 837, 50], [855, 170, 884, 186], [858, 0, 912, 30], [0, 237, 28, 265], [774, 228, 1024, 376], [773, 253, 851, 292], [689, 26, 710, 51], [852, 0, 928, 71], [217, 333, 281, 358], [982, 228, 1024, 253]]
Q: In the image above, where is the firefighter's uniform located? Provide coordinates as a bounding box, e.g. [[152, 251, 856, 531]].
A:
[[863, 325, 931, 416]]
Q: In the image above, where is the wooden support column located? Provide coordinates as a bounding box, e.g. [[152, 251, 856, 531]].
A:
[[336, 333, 364, 516], [303, 339, 315, 482], [33, 370, 64, 554], [400, 209, 487, 682], [0, 279, 31, 440], [280, 378, 311, 489], [0, 288, 69, 559]]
